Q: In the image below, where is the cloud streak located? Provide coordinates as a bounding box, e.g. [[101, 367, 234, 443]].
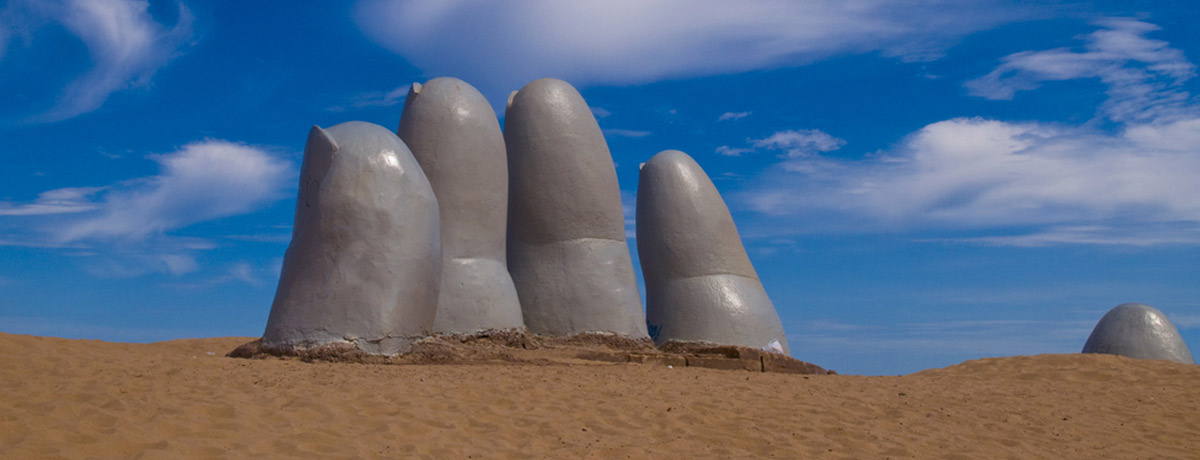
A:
[[965, 18, 1196, 123], [793, 318, 1095, 355], [56, 140, 292, 242], [752, 129, 846, 157], [718, 111, 751, 121], [10, 0, 193, 122], [0, 187, 104, 216], [603, 129, 651, 138], [353, 0, 1034, 100], [326, 85, 409, 112]]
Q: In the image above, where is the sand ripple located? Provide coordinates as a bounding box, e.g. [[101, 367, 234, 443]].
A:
[[1, 333, 1198, 458]]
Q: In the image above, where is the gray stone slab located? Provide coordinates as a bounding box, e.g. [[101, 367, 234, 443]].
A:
[[262, 121, 441, 355], [1082, 302, 1194, 364], [398, 78, 524, 334], [504, 78, 647, 339], [637, 150, 789, 355]]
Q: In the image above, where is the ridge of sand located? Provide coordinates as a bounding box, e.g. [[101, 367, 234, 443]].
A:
[[2, 332, 1198, 458]]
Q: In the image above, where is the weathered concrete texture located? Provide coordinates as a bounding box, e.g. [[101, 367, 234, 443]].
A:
[[1082, 303, 1194, 364], [637, 150, 790, 355], [398, 78, 524, 334], [262, 121, 441, 355], [504, 78, 648, 339]]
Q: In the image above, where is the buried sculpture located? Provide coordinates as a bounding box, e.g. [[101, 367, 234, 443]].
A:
[[261, 122, 441, 355], [504, 78, 649, 339], [1082, 303, 1194, 364], [637, 150, 789, 354], [398, 78, 525, 334], [255, 78, 794, 357]]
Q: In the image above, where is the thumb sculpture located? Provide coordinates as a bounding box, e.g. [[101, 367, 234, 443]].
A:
[[1082, 303, 1194, 364], [261, 121, 441, 355], [397, 77, 524, 334], [637, 150, 790, 355], [504, 78, 648, 339]]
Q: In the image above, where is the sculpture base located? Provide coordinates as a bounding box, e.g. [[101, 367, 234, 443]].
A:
[[230, 330, 830, 374]]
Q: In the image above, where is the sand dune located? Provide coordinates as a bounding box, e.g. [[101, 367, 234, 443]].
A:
[[1, 332, 1197, 459]]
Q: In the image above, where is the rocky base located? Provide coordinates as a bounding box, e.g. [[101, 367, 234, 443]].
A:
[[229, 329, 830, 374]]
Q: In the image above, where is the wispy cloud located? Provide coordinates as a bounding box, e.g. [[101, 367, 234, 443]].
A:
[[1170, 314, 1200, 329], [0, 187, 104, 216], [752, 129, 846, 157], [160, 261, 266, 289], [924, 224, 1200, 247], [715, 145, 753, 157], [620, 190, 636, 239], [325, 85, 408, 112], [791, 318, 1094, 357], [965, 18, 1196, 123], [1, 139, 292, 278], [603, 129, 651, 138], [77, 249, 204, 278], [717, 111, 751, 121], [738, 20, 1200, 246], [55, 140, 292, 242], [12, 0, 194, 122], [745, 117, 1200, 232], [715, 129, 845, 158], [353, 0, 1034, 100]]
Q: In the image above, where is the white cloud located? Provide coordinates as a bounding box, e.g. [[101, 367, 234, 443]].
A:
[[0, 141, 276, 277], [752, 129, 846, 157], [737, 20, 1200, 246], [158, 253, 198, 275], [603, 129, 651, 138], [718, 111, 751, 121], [923, 225, 1200, 247], [591, 107, 612, 118], [0, 187, 104, 216], [326, 85, 408, 112], [227, 262, 260, 285], [713, 128, 845, 158], [620, 190, 636, 239], [354, 0, 1032, 100], [715, 145, 753, 157], [13, 0, 193, 122], [1171, 314, 1200, 329], [746, 117, 1200, 230], [57, 140, 292, 242], [157, 261, 273, 290], [965, 18, 1196, 123], [77, 249, 202, 278]]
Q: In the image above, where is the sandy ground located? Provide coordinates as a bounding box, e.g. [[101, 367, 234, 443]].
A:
[[1, 332, 1197, 459]]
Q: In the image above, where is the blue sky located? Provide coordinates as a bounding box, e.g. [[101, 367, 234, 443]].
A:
[[1, 0, 1198, 375]]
